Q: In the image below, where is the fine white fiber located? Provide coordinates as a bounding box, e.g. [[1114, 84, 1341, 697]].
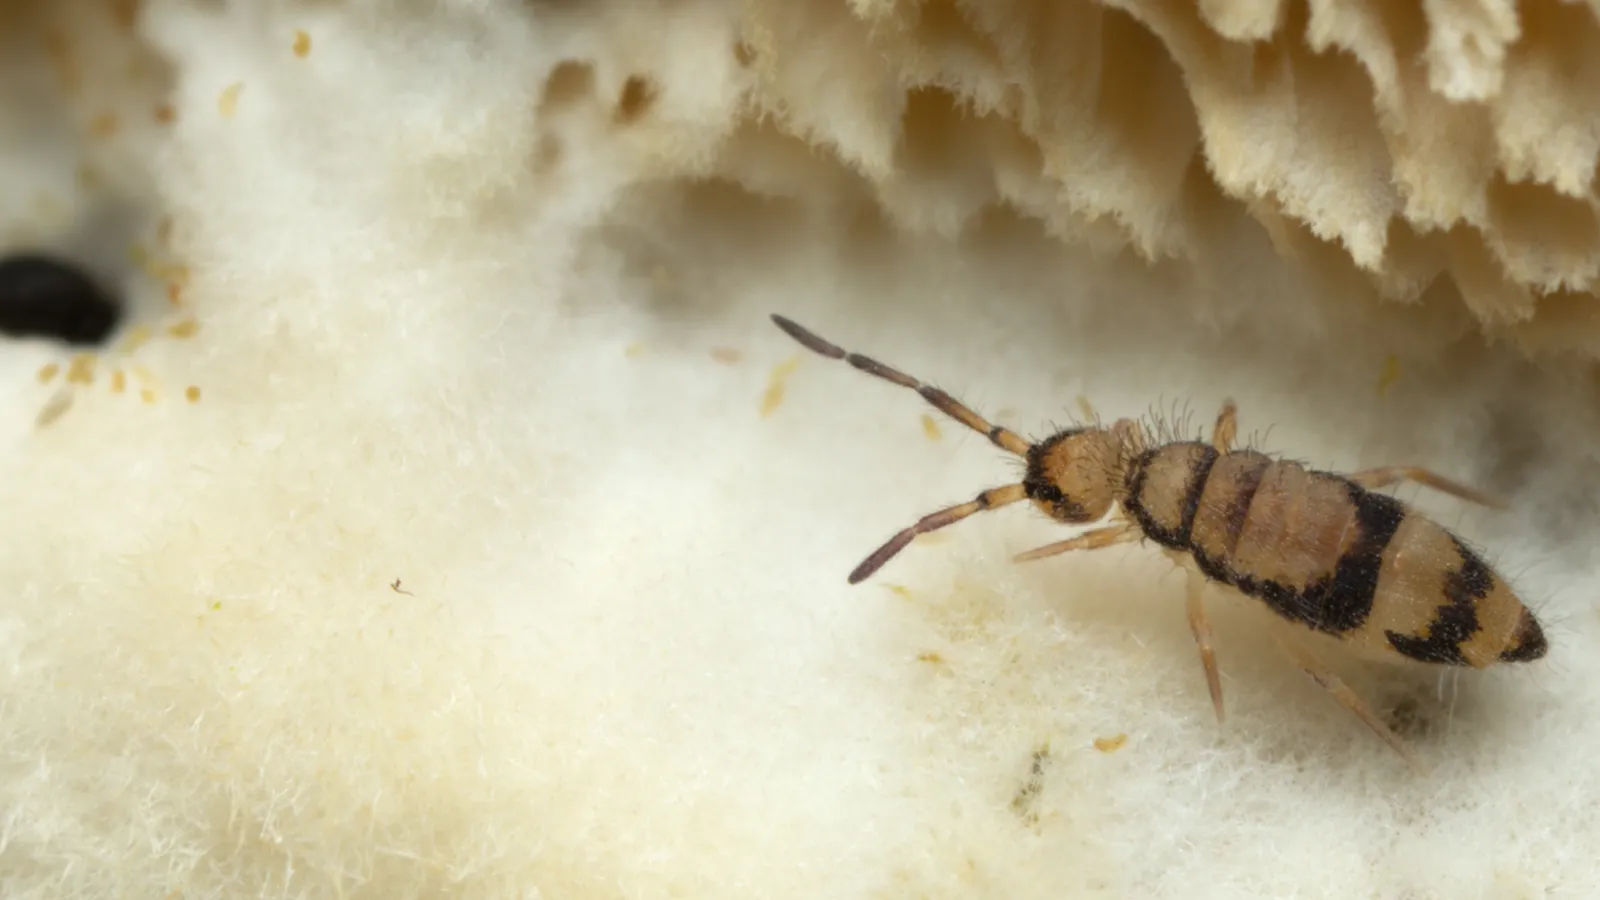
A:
[[2, 1, 1600, 899]]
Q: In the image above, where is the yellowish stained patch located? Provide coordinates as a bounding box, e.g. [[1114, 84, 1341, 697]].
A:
[[759, 355, 801, 417], [89, 112, 119, 138], [218, 82, 243, 118], [153, 103, 176, 125], [66, 354, 96, 385], [167, 319, 200, 339], [111, 369, 127, 394], [293, 30, 312, 58], [110, 0, 138, 30], [1093, 733, 1128, 753], [159, 262, 191, 285], [624, 341, 646, 358], [883, 584, 912, 600], [920, 413, 941, 441], [36, 362, 60, 384], [915, 651, 945, 665], [185, 386, 202, 403], [140, 388, 157, 405], [1376, 354, 1401, 396], [710, 347, 742, 365]]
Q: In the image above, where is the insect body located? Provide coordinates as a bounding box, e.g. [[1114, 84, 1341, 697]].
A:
[[771, 314, 1547, 769]]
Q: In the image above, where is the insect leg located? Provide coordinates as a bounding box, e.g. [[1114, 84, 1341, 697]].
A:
[[1274, 630, 1429, 774], [1012, 521, 1138, 563], [1164, 550, 1225, 724], [1210, 399, 1238, 453], [849, 483, 1028, 584], [771, 314, 1031, 456], [1346, 465, 1506, 509]]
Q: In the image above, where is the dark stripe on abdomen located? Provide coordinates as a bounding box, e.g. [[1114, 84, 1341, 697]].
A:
[[1300, 484, 1406, 633], [1124, 443, 1219, 551], [1176, 450, 1218, 546], [1194, 474, 1405, 635], [1215, 456, 1268, 558], [1386, 536, 1491, 665]]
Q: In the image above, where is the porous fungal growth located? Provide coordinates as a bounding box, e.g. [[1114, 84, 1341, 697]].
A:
[[4, 1, 1600, 898], [717, 0, 1600, 357]]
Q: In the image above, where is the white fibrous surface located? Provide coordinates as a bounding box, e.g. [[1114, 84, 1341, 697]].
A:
[[1, 1, 1597, 898]]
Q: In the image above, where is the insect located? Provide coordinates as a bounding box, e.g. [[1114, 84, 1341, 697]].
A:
[[770, 314, 1548, 769]]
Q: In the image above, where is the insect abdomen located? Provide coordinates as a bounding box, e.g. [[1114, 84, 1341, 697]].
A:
[[1124, 443, 1547, 667]]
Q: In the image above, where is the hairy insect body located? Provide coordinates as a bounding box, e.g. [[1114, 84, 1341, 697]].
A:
[[770, 313, 1547, 768], [1123, 443, 1546, 668]]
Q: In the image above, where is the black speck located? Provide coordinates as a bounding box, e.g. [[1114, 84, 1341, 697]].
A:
[[0, 253, 122, 346]]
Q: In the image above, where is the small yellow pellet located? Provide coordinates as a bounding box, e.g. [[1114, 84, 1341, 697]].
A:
[[1376, 354, 1401, 397], [89, 112, 119, 138], [66, 354, 96, 385], [218, 82, 243, 118], [1093, 733, 1128, 753], [759, 355, 801, 418]]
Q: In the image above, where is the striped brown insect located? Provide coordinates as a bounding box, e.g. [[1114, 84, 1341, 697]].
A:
[[771, 314, 1548, 769]]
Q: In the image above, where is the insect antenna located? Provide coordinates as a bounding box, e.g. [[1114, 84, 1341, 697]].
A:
[[771, 314, 1033, 457], [770, 314, 1035, 583], [848, 483, 1028, 583]]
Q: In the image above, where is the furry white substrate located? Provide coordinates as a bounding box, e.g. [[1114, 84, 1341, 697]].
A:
[[2, 4, 1598, 899]]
